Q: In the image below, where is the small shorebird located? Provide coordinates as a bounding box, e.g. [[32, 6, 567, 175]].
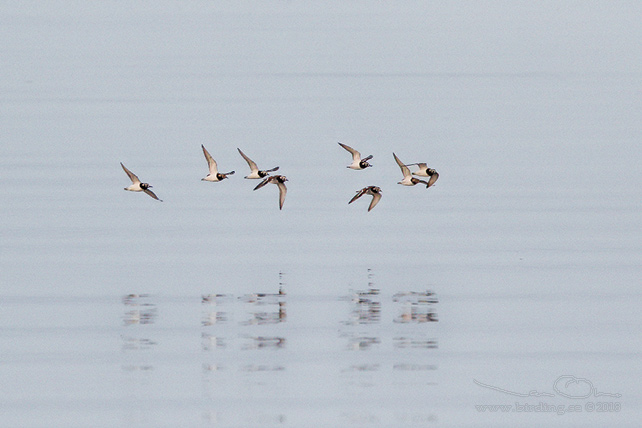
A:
[[393, 153, 432, 188], [254, 175, 288, 210], [349, 186, 382, 212], [237, 148, 279, 179], [405, 162, 439, 187], [201, 145, 235, 182], [338, 142, 373, 170], [120, 162, 162, 201]]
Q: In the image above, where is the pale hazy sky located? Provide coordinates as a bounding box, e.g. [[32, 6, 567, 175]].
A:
[[2, 1, 641, 79]]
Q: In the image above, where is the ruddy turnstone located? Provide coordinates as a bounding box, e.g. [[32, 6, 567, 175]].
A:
[[349, 186, 382, 211], [405, 162, 439, 187], [201, 145, 235, 182], [120, 162, 162, 201], [338, 142, 373, 170], [393, 153, 432, 188], [253, 175, 288, 210], [237, 148, 279, 179]]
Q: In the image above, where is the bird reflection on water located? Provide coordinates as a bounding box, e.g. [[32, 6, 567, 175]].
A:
[[241, 336, 286, 350], [393, 337, 438, 349], [121, 294, 157, 326], [119, 270, 439, 424], [120, 336, 157, 351], [344, 273, 381, 326], [240, 301, 287, 326], [337, 269, 439, 399], [239, 286, 287, 326], [393, 291, 439, 324], [201, 294, 231, 326], [344, 335, 381, 351], [201, 333, 226, 351], [120, 294, 159, 377], [342, 268, 382, 325], [240, 365, 286, 372]]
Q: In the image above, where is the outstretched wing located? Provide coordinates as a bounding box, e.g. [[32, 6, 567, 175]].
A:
[[202, 145, 218, 175], [393, 153, 411, 178], [121, 162, 141, 184], [264, 166, 280, 173], [368, 191, 381, 211], [349, 187, 366, 204], [412, 177, 431, 187], [143, 188, 162, 201], [338, 142, 361, 162], [237, 148, 258, 172], [253, 177, 272, 191], [427, 171, 439, 187], [277, 182, 287, 210]]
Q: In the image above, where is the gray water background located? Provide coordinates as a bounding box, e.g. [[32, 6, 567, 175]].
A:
[[1, 2, 640, 427]]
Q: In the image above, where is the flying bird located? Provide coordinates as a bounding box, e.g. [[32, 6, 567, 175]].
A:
[[393, 153, 432, 188], [237, 148, 279, 179], [201, 145, 235, 182], [338, 142, 373, 170], [405, 162, 439, 187], [253, 175, 288, 210], [121, 162, 162, 201], [349, 186, 382, 212]]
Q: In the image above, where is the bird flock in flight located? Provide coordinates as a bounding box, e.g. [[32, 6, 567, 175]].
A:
[[121, 142, 439, 211]]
